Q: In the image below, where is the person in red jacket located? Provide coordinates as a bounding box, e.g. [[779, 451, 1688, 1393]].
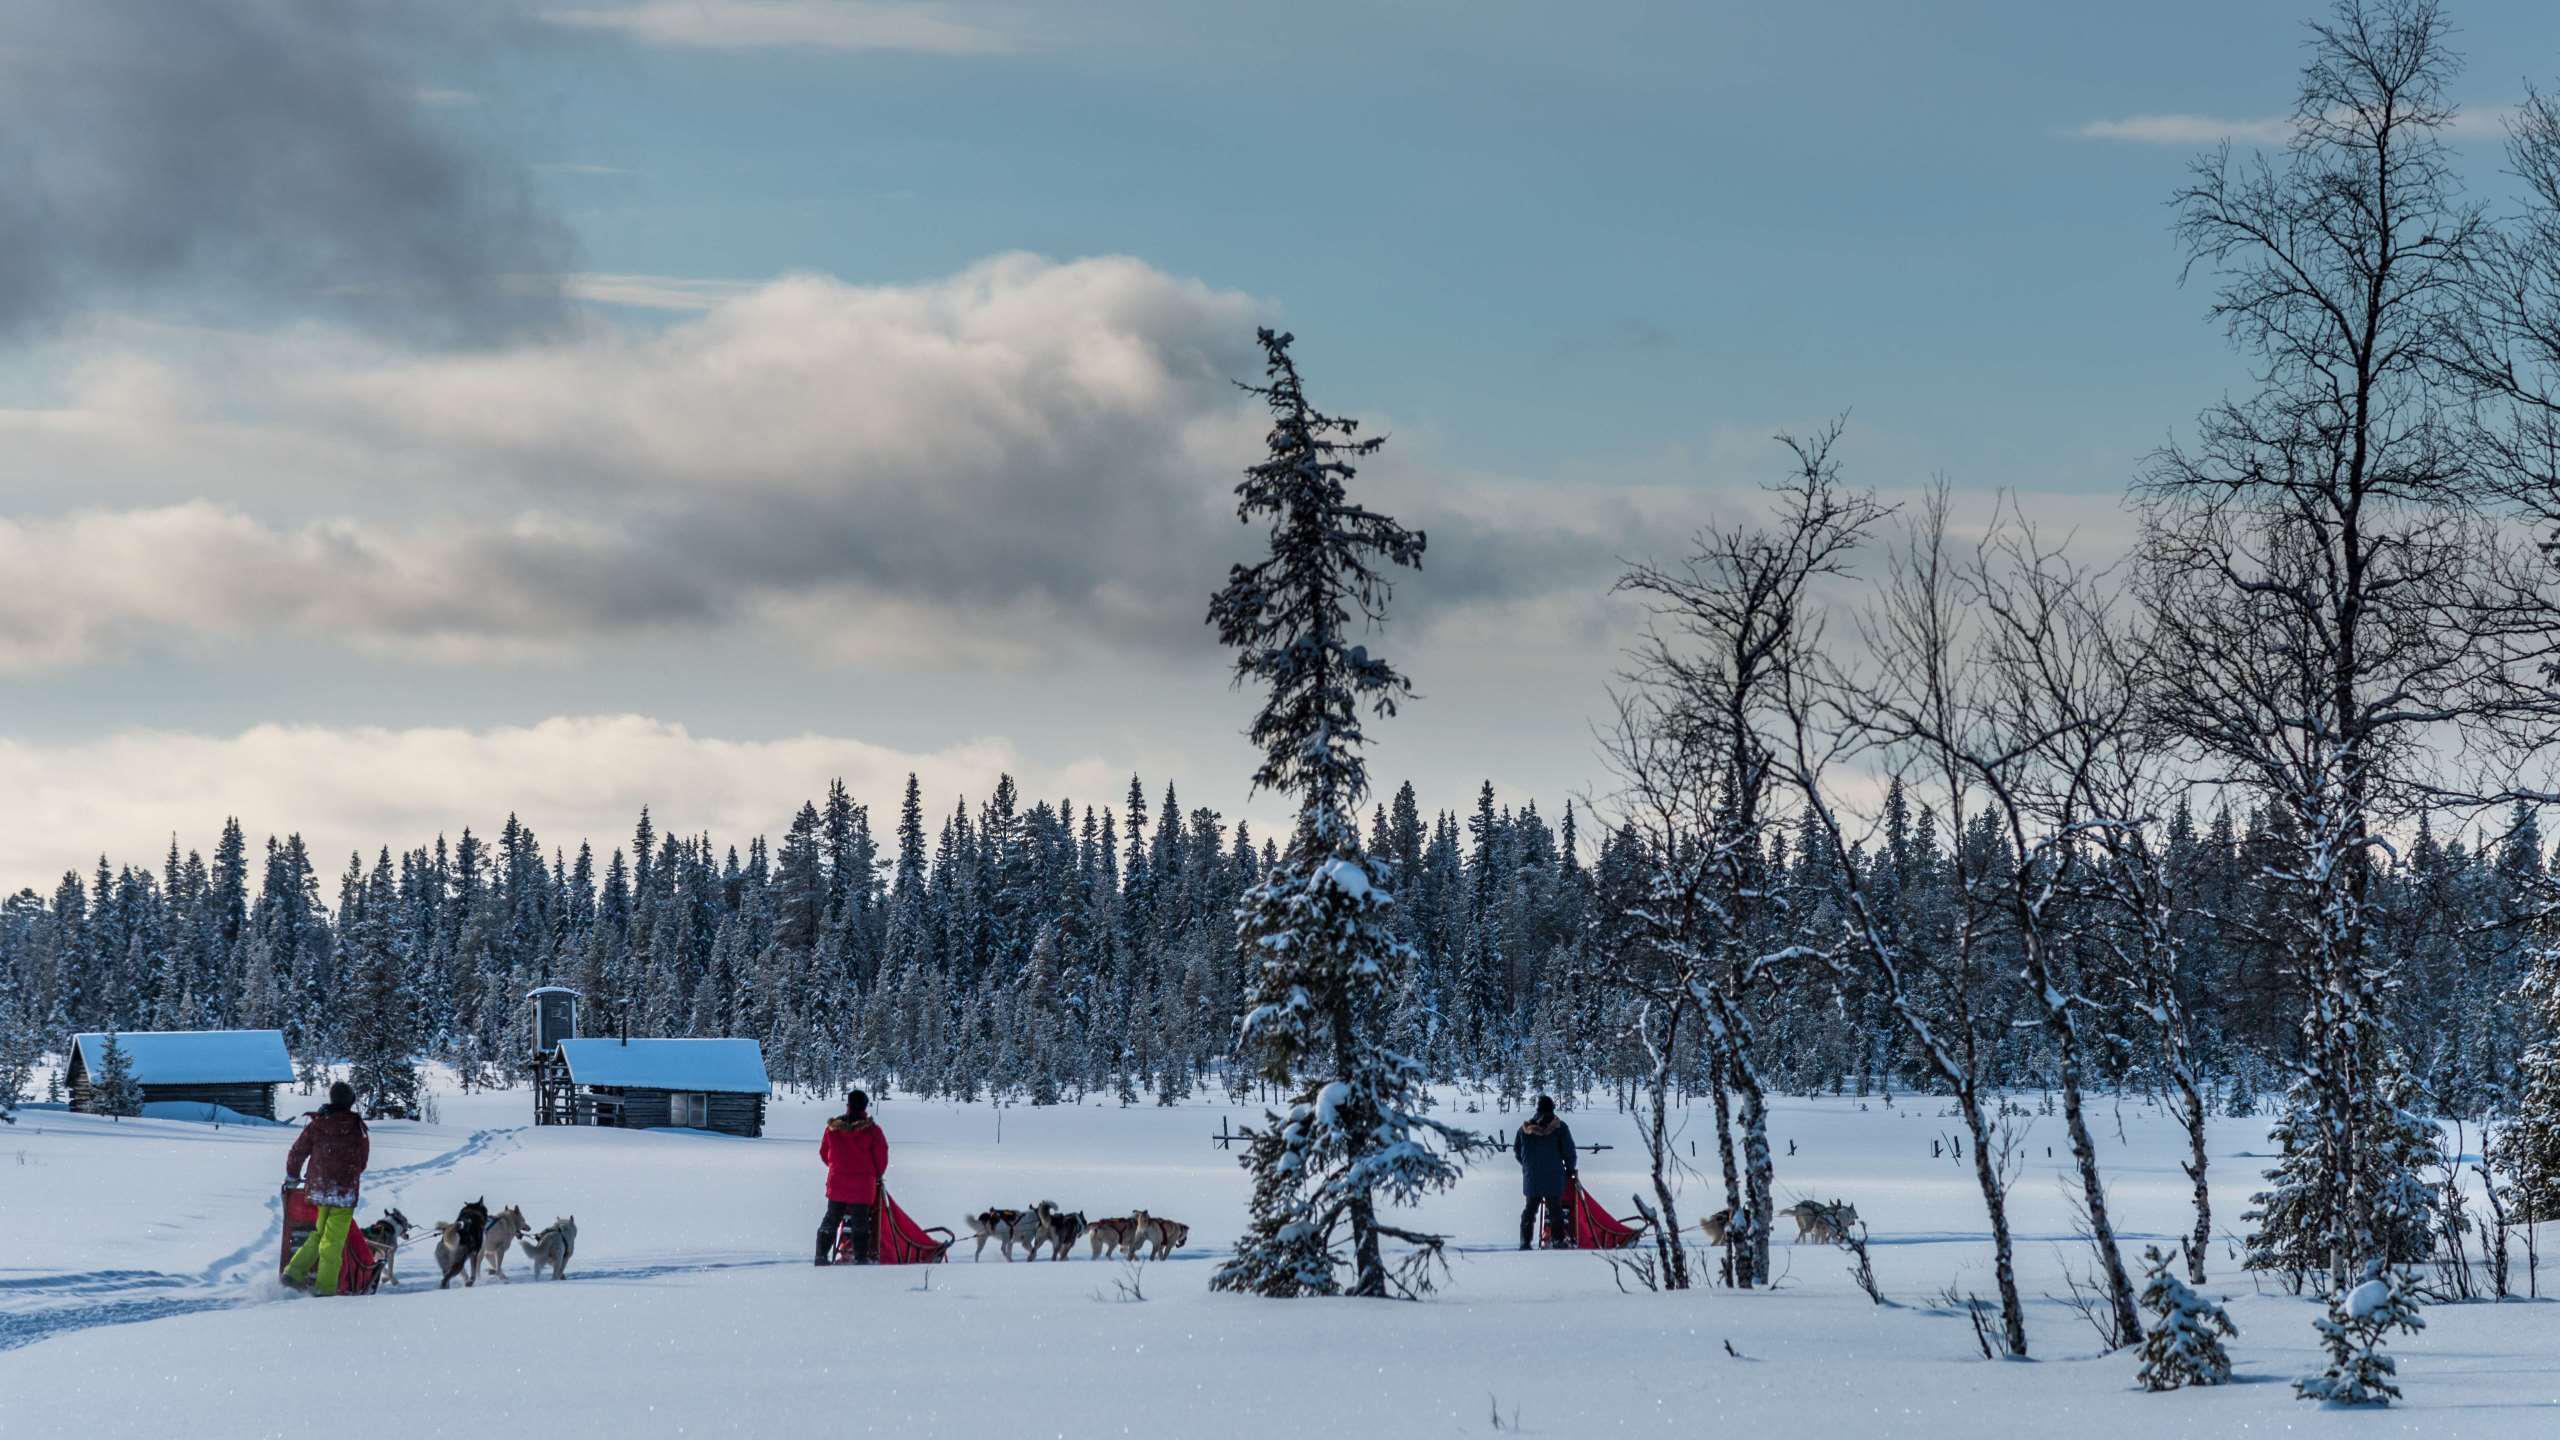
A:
[[816, 1089, 889, 1265], [283, 1081, 371, 1294]]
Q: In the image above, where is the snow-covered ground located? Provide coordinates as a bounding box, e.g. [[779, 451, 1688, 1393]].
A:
[[4, 1066, 2555, 1438]]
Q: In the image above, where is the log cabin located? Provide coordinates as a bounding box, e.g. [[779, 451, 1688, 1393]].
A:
[[551, 1037, 771, 1137], [64, 1029, 294, 1120]]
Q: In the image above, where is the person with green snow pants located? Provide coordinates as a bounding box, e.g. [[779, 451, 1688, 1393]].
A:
[[283, 1081, 371, 1294]]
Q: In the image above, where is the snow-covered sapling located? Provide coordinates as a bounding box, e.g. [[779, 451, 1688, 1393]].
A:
[[2134, 1245, 2236, 1391], [96, 1031, 143, 1119], [2296, 1261, 2424, 1407]]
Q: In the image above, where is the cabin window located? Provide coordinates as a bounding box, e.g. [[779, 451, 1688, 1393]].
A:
[[668, 1091, 709, 1128]]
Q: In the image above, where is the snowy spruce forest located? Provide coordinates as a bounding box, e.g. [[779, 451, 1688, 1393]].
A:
[[14, 1, 2560, 1426], [0, 769, 2546, 1127]]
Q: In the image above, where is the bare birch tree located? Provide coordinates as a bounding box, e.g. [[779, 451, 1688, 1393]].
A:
[[2077, 724, 2218, 1285], [2140, 2, 2526, 1319], [1607, 422, 1886, 1288], [1806, 491, 2144, 1348]]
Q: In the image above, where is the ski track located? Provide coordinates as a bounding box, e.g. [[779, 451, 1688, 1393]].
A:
[[0, 1125, 526, 1354]]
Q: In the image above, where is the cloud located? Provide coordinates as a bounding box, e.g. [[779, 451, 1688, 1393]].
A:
[[0, 1, 571, 343], [546, 1, 1014, 54], [2073, 113, 2298, 145], [0, 715, 1062, 891], [0, 503, 714, 668], [2072, 104, 2516, 146], [0, 255, 1708, 678], [0, 257, 1262, 666], [561, 273, 763, 311]]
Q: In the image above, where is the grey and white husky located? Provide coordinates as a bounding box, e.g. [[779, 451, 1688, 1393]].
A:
[[519, 1215, 577, 1280], [1780, 1199, 1859, 1245]]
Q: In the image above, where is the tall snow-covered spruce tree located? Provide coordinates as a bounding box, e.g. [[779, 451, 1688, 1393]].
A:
[[1207, 328, 1479, 1300]]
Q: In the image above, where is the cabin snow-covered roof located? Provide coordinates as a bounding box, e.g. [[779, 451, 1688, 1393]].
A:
[[70, 1030, 294, 1086], [556, 1038, 770, 1094]]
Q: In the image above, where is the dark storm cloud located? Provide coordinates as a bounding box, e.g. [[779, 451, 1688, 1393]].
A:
[[0, 1, 571, 344]]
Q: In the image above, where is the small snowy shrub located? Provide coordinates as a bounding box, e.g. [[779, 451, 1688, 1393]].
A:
[[2134, 1246, 2236, 1391], [2296, 1261, 2424, 1407]]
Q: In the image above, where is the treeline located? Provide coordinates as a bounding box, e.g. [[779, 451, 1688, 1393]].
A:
[[0, 771, 2544, 1115]]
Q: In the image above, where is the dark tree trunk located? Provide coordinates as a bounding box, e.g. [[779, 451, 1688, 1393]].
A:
[[1956, 1081, 2027, 1358]]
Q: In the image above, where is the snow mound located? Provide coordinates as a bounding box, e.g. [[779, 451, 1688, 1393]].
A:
[[137, 1100, 281, 1127]]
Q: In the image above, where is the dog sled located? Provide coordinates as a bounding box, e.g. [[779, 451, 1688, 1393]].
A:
[[1540, 1180, 1648, 1251], [831, 1189, 956, 1265], [280, 1182, 385, 1295]]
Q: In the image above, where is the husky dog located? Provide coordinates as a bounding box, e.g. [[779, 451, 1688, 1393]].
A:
[[1086, 1214, 1141, 1260], [1698, 1209, 1732, 1247], [362, 1208, 414, 1288], [519, 1215, 577, 1281], [435, 1198, 491, 1289], [1780, 1200, 1859, 1245], [1133, 1213, 1190, 1260], [1034, 1206, 1087, 1261], [967, 1205, 1041, 1262], [477, 1204, 534, 1282]]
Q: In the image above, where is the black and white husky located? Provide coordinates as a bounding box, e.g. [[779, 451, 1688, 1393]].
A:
[[967, 1202, 1056, 1261], [435, 1198, 490, 1289], [362, 1207, 414, 1288], [1033, 1205, 1087, 1261]]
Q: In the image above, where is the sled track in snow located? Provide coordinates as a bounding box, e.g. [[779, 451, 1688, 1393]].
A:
[[0, 1125, 525, 1354]]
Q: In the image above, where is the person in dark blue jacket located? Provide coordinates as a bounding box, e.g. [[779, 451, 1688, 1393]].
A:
[[1512, 1094, 1577, 1248]]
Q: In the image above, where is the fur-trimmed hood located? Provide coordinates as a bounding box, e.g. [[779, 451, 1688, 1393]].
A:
[[1520, 1114, 1563, 1137], [826, 1115, 876, 1134]]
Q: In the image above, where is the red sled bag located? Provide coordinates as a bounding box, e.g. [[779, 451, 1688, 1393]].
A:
[[1544, 1179, 1647, 1250], [833, 1188, 956, 1265], [280, 1182, 385, 1295]]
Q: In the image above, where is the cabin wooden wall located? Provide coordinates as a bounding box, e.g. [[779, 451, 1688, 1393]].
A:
[[143, 1083, 279, 1120], [596, 1087, 765, 1137], [62, 1057, 277, 1121]]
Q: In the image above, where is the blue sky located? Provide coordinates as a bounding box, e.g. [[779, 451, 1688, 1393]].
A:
[[501, 1, 2548, 482], [0, 0, 2551, 883]]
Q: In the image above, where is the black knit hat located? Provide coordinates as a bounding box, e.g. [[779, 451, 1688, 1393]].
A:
[[845, 1089, 870, 1119], [1533, 1094, 1556, 1121], [329, 1080, 357, 1111]]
